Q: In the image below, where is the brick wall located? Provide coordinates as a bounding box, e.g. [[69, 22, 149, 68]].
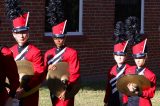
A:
[[0, 0, 159, 81], [145, 0, 160, 76]]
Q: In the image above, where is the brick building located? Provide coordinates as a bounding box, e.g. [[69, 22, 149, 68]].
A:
[[0, 0, 159, 82]]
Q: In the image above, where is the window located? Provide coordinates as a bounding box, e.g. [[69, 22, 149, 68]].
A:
[[45, 0, 83, 36], [115, 0, 144, 33]]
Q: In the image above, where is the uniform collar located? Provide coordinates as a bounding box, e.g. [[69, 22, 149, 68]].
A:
[[55, 45, 66, 54], [117, 64, 125, 72], [18, 42, 29, 53], [136, 67, 144, 73]]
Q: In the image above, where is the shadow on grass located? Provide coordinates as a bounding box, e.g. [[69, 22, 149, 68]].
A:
[[80, 76, 160, 91], [41, 79, 107, 91], [41, 77, 160, 92], [80, 79, 106, 91]]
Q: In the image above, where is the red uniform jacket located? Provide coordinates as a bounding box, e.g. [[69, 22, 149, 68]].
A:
[[10, 44, 45, 91], [125, 66, 156, 106], [0, 47, 19, 106], [44, 47, 80, 106], [10, 44, 45, 106], [104, 64, 130, 105], [44, 47, 80, 84]]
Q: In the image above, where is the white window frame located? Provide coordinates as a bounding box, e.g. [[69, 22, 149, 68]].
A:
[[44, 0, 83, 36], [140, 0, 144, 34]]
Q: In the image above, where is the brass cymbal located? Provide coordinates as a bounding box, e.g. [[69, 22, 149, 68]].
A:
[[116, 74, 151, 96], [47, 62, 70, 97], [6, 60, 34, 83], [16, 60, 34, 75], [47, 62, 69, 79], [6, 60, 39, 98], [16, 60, 34, 88]]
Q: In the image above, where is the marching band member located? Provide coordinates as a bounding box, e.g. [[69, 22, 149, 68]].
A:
[[44, 0, 80, 105], [0, 45, 20, 106], [125, 16, 156, 106], [104, 21, 130, 106], [5, 0, 45, 105]]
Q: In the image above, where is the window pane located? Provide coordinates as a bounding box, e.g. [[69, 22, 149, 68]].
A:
[[64, 0, 79, 32], [45, 0, 79, 33], [115, 0, 141, 25]]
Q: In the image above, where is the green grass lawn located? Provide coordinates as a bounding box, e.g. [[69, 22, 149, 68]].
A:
[[39, 81, 160, 106]]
